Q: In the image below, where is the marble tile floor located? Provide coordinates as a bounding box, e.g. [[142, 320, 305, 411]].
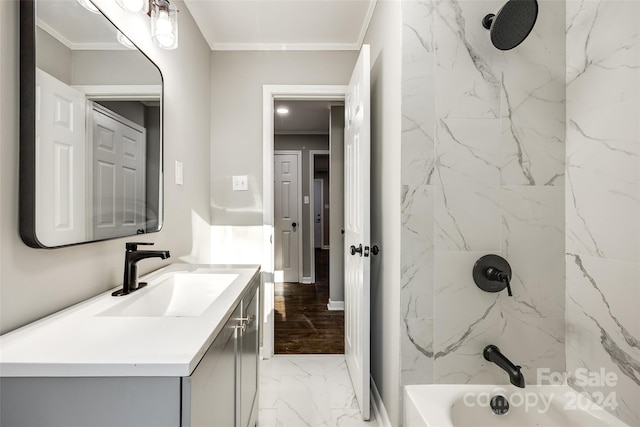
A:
[[259, 355, 378, 427]]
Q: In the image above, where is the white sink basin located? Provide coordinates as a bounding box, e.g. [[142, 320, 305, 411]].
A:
[[100, 273, 239, 317]]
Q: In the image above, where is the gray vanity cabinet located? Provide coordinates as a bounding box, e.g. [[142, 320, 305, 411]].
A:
[[239, 286, 259, 427], [182, 303, 240, 426], [0, 277, 260, 427], [182, 279, 259, 427]]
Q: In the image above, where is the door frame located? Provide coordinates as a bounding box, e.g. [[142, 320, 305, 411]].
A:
[[262, 85, 347, 358], [309, 149, 330, 282], [313, 178, 324, 249], [273, 150, 303, 284]]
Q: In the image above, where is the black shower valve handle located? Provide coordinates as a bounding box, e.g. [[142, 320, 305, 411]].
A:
[[504, 275, 513, 297], [473, 254, 514, 297], [486, 267, 513, 297]]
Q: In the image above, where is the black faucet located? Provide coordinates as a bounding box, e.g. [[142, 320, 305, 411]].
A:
[[484, 345, 525, 388], [112, 242, 170, 296]]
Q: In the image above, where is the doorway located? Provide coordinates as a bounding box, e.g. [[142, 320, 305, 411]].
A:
[[271, 100, 344, 355], [262, 45, 371, 420]]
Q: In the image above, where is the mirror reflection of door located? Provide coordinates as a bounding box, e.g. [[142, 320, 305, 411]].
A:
[[90, 103, 146, 241], [35, 69, 87, 247]]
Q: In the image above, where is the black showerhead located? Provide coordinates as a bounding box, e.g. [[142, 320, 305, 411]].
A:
[[482, 0, 538, 50]]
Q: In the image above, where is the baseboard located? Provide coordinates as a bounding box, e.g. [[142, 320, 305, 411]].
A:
[[371, 376, 392, 427], [301, 277, 313, 284], [274, 271, 284, 283], [327, 299, 345, 311]]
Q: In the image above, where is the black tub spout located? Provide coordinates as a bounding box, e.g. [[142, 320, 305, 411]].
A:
[[483, 345, 525, 388]]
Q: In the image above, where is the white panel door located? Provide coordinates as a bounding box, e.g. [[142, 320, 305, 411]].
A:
[[274, 153, 301, 283], [35, 68, 86, 247], [344, 44, 371, 421], [91, 105, 146, 240]]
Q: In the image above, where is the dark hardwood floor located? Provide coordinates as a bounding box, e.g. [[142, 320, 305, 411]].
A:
[[274, 249, 344, 354]]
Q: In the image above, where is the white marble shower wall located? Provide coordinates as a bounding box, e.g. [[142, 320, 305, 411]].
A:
[[400, 0, 566, 394], [565, 0, 640, 425]]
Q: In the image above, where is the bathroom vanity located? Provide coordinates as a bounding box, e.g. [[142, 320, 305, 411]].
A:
[[0, 264, 261, 427]]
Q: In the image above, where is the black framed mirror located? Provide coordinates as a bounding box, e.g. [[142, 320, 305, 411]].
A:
[[20, 0, 164, 248]]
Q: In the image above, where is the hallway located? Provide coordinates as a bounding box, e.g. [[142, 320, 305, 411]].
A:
[[274, 249, 344, 354]]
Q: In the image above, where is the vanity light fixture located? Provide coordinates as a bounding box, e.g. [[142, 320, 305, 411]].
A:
[[115, 0, 179, 50], [77, 0, 100, 14], [151, 0, 178, 49], [276, 107, 289, 115], [116, 0, 148, 14]]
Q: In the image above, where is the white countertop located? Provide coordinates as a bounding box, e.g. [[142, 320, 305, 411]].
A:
[[0, 264, 260, 378]]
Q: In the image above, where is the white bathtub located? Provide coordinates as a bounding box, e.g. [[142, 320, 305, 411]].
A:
[[404, 384, 628, 427]]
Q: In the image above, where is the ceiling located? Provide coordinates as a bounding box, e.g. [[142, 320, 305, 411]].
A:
[[182, 0, 377, 51], [274, 100, 343, 134], [37, 0, 377, 51], [37, 0, 125, 50]]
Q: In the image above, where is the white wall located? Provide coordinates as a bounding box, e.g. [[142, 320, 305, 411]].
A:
[[363, 1, 403, 425], [0, 0, 212, 334], [209, 50, 357, 263]]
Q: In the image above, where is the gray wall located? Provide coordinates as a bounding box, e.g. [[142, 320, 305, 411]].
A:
[[565, 1, 640, 425], [36, 26, 161, 87], [71, 50, 162, 85], [274, 135, 329, 279], [329, 106, 345, 303], [0, 0, 212, 334], [96, 101, 146, 126], [363, 1, 403, 425], [36, 27, 72, 83], [209, 50, 357, 265]]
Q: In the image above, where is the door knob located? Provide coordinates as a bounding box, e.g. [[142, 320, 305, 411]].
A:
[[372, 245, 380, 255], [350, 244, 363, 256], [340, 229, 345, 235], [292, 222, 297, 230]]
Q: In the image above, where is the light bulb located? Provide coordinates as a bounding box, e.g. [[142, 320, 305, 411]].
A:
[[155, 11, 174, 35], [151, 0, 178, 49]]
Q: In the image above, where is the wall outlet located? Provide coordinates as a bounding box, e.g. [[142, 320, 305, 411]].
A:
[[232, 175, 248, 191]]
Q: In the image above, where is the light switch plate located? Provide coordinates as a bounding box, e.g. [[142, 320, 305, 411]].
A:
[[304, 196, 310, 204], [175, 161, 183, 185], [232, 175, 248, 191]]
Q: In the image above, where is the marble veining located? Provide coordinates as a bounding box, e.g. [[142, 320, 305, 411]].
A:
[[434, 118, 501, 251], [434, 0, 504, 119], [565, 3, 639, 422], [259, 356, 376, 427], [400, 0, 567, 398]]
